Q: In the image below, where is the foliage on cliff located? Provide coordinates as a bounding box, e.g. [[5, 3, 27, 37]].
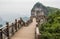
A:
[[39, 10, 60, 39]]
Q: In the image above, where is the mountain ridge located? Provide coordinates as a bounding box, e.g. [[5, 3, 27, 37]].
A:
[[33, 2, 60, 15]]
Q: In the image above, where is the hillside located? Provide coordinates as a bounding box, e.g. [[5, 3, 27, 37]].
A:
[[38, 3, 60, 39], [39, 10, 60, 39], [47, 7, 60, 14]]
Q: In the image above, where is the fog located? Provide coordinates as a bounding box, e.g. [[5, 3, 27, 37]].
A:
[[0, 0, 60, 21]]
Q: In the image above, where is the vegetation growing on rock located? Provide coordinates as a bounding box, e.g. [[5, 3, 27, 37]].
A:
[[39, 10, 60, 39]]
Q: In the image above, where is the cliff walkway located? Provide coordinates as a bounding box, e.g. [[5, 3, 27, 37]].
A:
[[11, 18, 37, 39], [0, 18, 41, 39]]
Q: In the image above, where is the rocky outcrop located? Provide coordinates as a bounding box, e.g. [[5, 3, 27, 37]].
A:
[[31, 2, 48, 16]]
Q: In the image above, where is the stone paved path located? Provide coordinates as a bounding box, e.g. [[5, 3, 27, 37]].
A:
[[11, 18, 37, 39]]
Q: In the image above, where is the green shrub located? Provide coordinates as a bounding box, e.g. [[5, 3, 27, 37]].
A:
[[39, 11, 60, 39]]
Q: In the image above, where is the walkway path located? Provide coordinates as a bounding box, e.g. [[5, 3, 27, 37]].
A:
[[11, 18, 37, 39]]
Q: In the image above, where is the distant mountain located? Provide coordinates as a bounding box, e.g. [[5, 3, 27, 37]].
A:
[[22, 17, 30, 22], [0, 17, 6, 27]]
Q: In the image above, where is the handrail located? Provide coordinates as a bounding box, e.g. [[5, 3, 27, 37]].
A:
[[35, 24, 41, 39], [0, 17, 32, 39], [0, 18, 20, 29]]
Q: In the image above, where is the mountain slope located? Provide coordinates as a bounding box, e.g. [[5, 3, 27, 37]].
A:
[[32, 2, 60, 16], [47, 7, 60, 14]]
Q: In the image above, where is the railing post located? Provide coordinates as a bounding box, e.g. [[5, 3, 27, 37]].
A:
[[15, 19, 17, 32], [18, 20, 21, 29], [35, 24, 41, 39], [6, 22, 10, 39], [36, 24, 38, 27], [12, 23, 14, 35], [20, 18, 24, 26], [38, 35, 41, 39], [0, 29, 3, 39]]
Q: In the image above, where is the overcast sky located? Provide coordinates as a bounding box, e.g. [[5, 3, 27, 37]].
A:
[[0, 0, 60, 21]]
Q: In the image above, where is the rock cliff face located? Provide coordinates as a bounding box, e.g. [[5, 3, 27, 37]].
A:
[[31, 2, 60, 24], [31, 2, 48, 17], [31, 2, 60, 17], [31, 2, 48, 24]]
